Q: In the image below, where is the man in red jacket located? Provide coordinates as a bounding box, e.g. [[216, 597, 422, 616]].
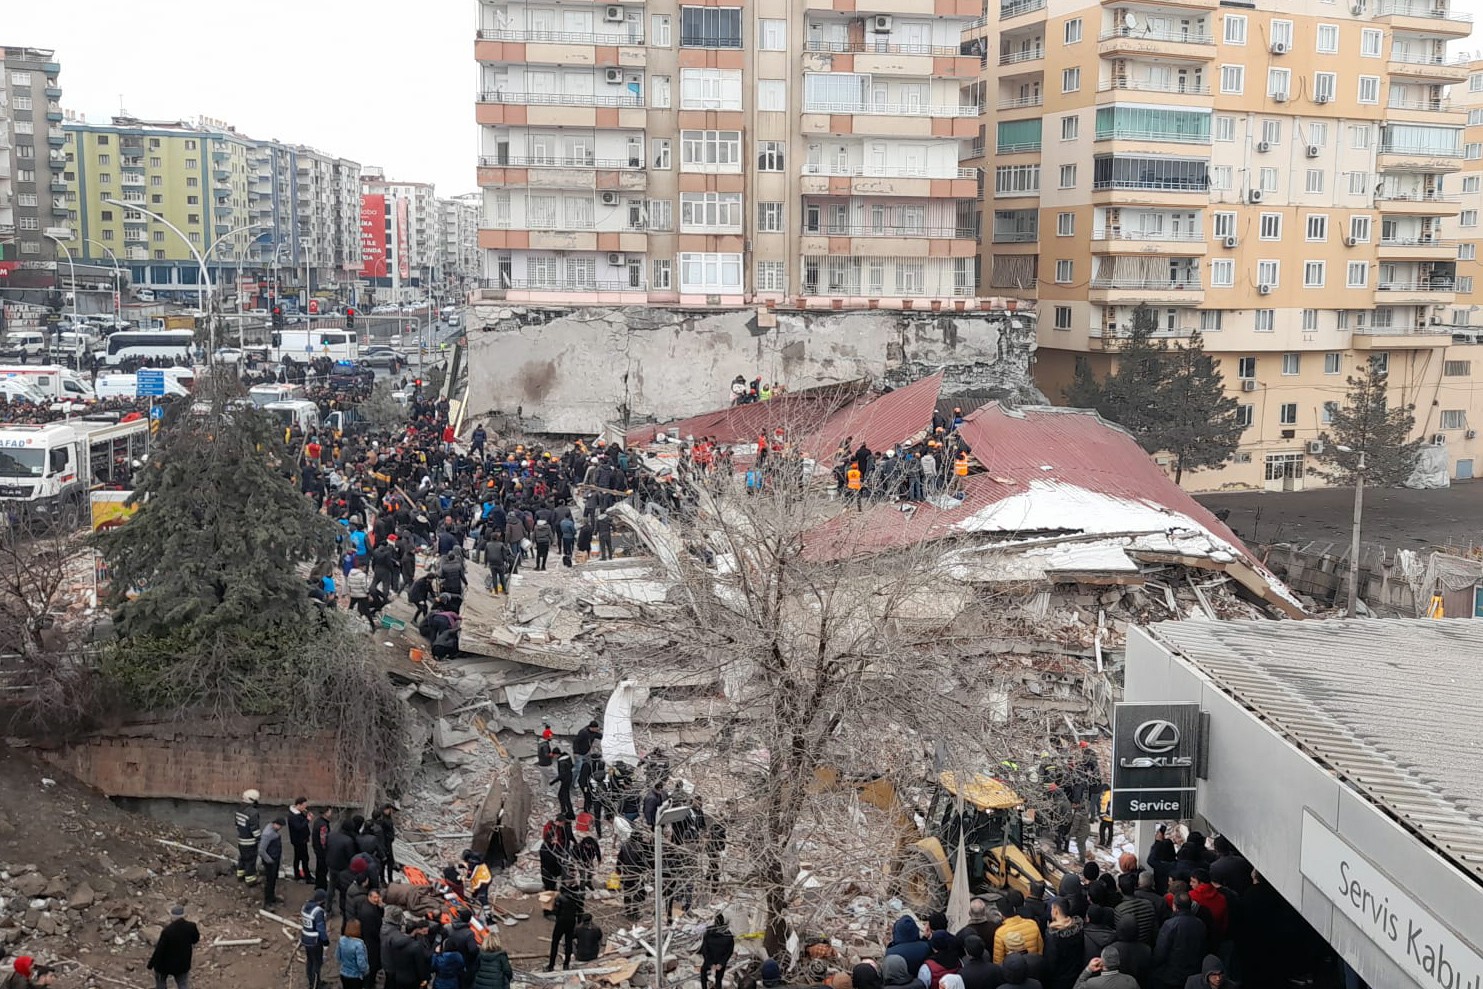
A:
[[1188, 869, 1228, 942]]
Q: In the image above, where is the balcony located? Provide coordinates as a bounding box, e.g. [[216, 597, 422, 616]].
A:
[[802, 101, 979, 117], [45, 109, 63, 122], [804, 39, 964, 56], [1096, 79, 1212, 100], [1375, 191, 1461, 214], [44, 85, 61, 99], [479, 28, 644, 44], [1000, 0, 1046, 18], [47, 129, 65, 147], [120, 157, 145, 170], [991, 230, 1039, 243], [1377, 145, 1464, 172], [802, 224, 977, 238], [1095, 128, 1211, 146], [997, 48, 1044, 66], [997, 94, 1044, 110], [1351, 324, 1453, 348], [1374, 279, 1456, 305], [1090, 228, 1208, 254], [478, 90, 643, 108], [474, 278, 649, 305], [1388, 51, 1471, 83], [1097, 28, 1215, 61], [1377, 236, 1457, 260], [1373, 0, 1472, 36], [1384, 96, 1458, 116], [1089, 277, 1203, 304], [120, 173, 145, 188], [1091, 178, 1210, 207], [799, 164, 978, 197], [49, 179, 68, 193]]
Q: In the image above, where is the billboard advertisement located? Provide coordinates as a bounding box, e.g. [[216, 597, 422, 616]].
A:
[[1110, 701, 1204, 820], [396, 197, 411, 281], [359, 194, 387, 279]]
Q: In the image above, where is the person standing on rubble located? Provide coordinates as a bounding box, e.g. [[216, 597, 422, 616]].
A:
[[259, 817, 286, 907], [546, 883, 586, 971], [288, 797, 313, 884], [311, 808, 334, 892], [235, 789, 263, 885], [698, 912, 735, 989], [300, 889, 330, 989], [573, 720, 602, 778], [552, 745, 576, 819], [371, 804, 399, 885], [147, 905, 199, 989]]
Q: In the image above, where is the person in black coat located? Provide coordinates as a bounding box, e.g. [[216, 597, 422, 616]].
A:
[[356, 889, 386, 988], [958, 934, 1003, 989], [325, 817, 360, 917], [287, 798, 312, 883], [311, 808, 334, 891], [551, 748, 576, 820], [547, 884, 585, 971], [1109, 914, 1151, 987], [1151, 895, 1207, 989], [147, 905, 199, 989], [698, 913, 735, 989], [574, 913, 605, 964], [388, 920, 433, 989]]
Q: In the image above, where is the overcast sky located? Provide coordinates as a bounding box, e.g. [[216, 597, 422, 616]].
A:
[[4, 0, 475, 195]]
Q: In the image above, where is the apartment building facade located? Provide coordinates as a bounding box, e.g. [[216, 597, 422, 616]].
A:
[[472, 0, 984, 307], [985, 0, 1483, 489], [362, 173, 440, 292], [441, 194, 483, 292], [0, 46, 67, 296], [60, 116, 362, 305]]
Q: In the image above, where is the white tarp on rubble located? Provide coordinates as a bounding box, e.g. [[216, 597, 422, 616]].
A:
[[604, 680, 650, 767], [1405, 445, 1451, 489]]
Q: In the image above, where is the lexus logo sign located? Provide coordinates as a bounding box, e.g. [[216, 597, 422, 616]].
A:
[[1134, 720, 1181, 754]]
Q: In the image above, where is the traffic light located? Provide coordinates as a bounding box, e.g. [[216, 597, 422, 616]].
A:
[[271, 306, 284, 329], [345, 307, 356, 329]]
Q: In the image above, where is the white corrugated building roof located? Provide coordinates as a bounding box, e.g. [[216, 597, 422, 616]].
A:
[[1149, 619, 1483, 887]]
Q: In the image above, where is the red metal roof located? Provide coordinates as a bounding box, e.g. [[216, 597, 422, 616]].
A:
[[798, 372, 943, 463], [622, 385, 860, 449]]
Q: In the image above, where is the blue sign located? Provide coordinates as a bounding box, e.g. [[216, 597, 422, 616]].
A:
[[149, 405, 165, 421], [135, 370, 166, 398]]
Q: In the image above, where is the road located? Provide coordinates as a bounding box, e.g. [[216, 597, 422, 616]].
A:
[[1197, 482, 1483, 554]]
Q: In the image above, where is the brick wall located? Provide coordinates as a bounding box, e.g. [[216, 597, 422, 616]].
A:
[[40, 718, 369, 807]]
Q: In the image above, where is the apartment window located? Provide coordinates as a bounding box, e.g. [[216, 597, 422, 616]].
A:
[[1371, 353, 1390, 374], [1467, 177, 1482, 193], [1259, 168, 1278, 193], [1302, 309, 1319, 331], [1305, 170, 1324, 194], [187, 195, 199, 205], [757, 80, 785, 111], [1349, 215, 1371, 242], [151, 175, 163, 187], [1056, 212, 1074, 236], [188, 213, 200, 224], [1262, 119, 1282, 145], [1200, 310, 1223, 332], [1303, 261, 1326, 287], [97, 153, 111, 166], [680, 7, 742, 47], [153, 250, 165, 260], [18, 242, 40, 255], [186, 177, 198, 187], [1258, 260, 1279, 286], [1320, 401, 1338, 425], [1224, 13, 1247, 44], [1053, 306, 1073, 329], [11, 121, 31, 136], [1259, 213, 1281, 240], [1054, 259, 1074, 283], [1062, 67, 1080, 93], [756, 201, 784, 232], [1441, 410, 1468, 430], [101, 228, 115, 242], [757, 260, 786, 292], [1473, 72, 1483, 92], [652, 259, 673, 289], [1236, 405, 1254, 428], [680, 192, 743, 231], [1349, 171, 1369, 196], [1281, 353, 1301, 375], [994, 164, 1040, 195], [1211, 259, 1235, 287], [680, 68, 742, 109], [759, 19, 786, 50], [1353, 76, 1380, 106], [1269, 19, 1293, 47], [895, 261, 925, 294], [757, 141, 784, 171], [1061, 116, 1079, 141], [16, 194, 36, 207], [1313, 73, 1335, 102], [1212, 212, 1235, 239], [1279, 403, 1298, 425], [1460, 276, 1475, 292], [1309, 123, 1328, 148], [1461, 210, 1478, 227], [1444, 360, 1472, 376], [1268, 68, 1290, 100], [1064, 18, 1082, 43], [1220, 65, 1244, 94], [1316, 24, 1338, 53], [1211, 167, 1232, 191], [1238, 356, 1257, 377], [9, 71, 31, 86], [153, 231, 166, 242], [1469, 144, 1483, 161], [98, 173, 112, 185], [1347, 261, 1368, 287], [1325, 353, 1343, 374], [185, 140, 196, 150], [652, 139, 672, 170], [680, 130, 741, 169], [679, 252, 742, 292], [1350, 124, 1372, 149], [17, 217, 39, 231], [1215, 116, 1235, 142], [1461, 244, 1477, 261], [185, 158, 197, 168], [647, 199, 673, 231], [1360, 28, 1382, 56], [1306, 214, 1328, 241], [1058, 164, 1077, 189], [651, 75, 671, 108]]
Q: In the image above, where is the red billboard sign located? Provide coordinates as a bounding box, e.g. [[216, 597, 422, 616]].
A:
[[359, 194, 387, 279]]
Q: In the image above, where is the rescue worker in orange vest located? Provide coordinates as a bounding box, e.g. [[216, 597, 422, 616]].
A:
[[954, 452, 970, 477], [845, 463, 863, 509]]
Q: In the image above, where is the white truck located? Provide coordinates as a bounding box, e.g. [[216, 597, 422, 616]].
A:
[[262, 399, 321, 434], [0, 416, 150, 512], [0, 365, 96, 404]]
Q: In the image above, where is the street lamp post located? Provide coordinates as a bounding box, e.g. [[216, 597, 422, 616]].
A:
[[1337, 445, 1367, 616], [651, 801, 694, 989], [105, 199, 212, 317], [82, 239, 123, 325], [203, 223, 269, 354], [41, 232, 77, 328]]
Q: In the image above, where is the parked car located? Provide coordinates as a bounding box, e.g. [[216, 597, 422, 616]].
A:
[[360, 345, 404, 370]]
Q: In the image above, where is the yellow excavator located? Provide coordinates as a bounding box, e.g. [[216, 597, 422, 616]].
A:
[[813, 767, 1064, 914]]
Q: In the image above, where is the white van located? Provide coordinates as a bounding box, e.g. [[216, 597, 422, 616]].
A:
[[0, 377, 47, 406], [0, 365, 95, 403], [248, 382, 306, 409], [262, 399, 320, 434], [93, 373, 191, 399], [2, 331, 47, 362]]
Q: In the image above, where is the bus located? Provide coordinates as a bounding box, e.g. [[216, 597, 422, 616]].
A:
[[104, 330, 197, 366], [269, 329, 359, 364]]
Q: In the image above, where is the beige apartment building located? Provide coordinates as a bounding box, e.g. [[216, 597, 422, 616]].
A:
[[472, 0, 984, 308], [984, 0, 1483, 488]]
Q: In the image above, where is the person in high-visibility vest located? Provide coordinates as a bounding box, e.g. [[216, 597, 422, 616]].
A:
[[954, 453, 970, 477], [846, 464, 863, 509], [1098, 787, 1113, 848]]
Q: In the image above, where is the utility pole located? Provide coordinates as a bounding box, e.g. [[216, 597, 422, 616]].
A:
[[1347, 449, 1366, 617]]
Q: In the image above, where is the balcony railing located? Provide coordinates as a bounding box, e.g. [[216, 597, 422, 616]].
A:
[[1378, 279, 1456, 291], [678, 34, 743, 48], [1386, 97, 1453, 112], [962, 142, 986, 159], [1095, 129, 1211, 144], [1000, 0, 1046, 17], [1091, 277, 1202, 290], [804, 224, 977, 238], [802, 163, 979, 179], [478, 90, 644, 107], [804, 39, 963, 56], [1389, 51, 1470, 66], [1091, 229, 1205, 241], [802, 101, 981, 117], [964, 14, 991, 29], [1376, 190, 1460, 203], [480, 154, 644, 169], [491, 220, 647, 232], [1355, 324, 1454, 335], [998, 94, 1044, 109], [1378, 144, 1462, 156], [1098, 28, 1214, 44], [482, 278, 647, 292], [997, 48, 1044, 65], [1375, 0, 1471, 21], [1379, 236, 1456, 247], [1092, 179, 1210, 192], [1097, 80, 1212, 95], [991, 230, 1039, 242], [477, 28, 642, 44], [997, 141, 1042, 153]]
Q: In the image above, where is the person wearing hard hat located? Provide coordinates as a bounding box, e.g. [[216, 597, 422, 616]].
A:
[[235, 789, 263, 885]]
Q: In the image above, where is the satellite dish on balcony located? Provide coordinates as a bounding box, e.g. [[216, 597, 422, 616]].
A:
[[1124, 11, 1139, 29]]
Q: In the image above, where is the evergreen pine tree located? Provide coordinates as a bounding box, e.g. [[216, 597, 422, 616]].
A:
[[1154, 331, 1245, 484], [1316, 360, 1423, 486]]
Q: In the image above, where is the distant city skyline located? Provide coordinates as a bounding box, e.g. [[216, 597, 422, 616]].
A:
[[3, 0, 474, 194]]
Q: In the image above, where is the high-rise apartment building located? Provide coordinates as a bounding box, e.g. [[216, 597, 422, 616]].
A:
[[989, 0, 1482, 489], [61, 116, 362, 305], [441, 194, 483, 293], [472, 0, 983, 306], [0, 46, 67, 294], [362, 172, 440, 291]]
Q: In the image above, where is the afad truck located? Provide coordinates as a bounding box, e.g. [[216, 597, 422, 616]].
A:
[[0, 416, 150, 514]]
